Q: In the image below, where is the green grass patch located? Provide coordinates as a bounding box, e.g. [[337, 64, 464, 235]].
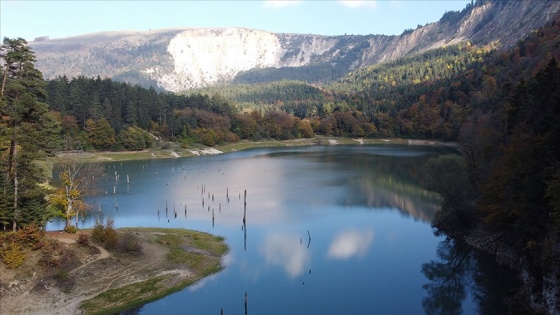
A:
[[189, 233, 227, 255], [79, 275, 193, 315], [154, 233, 183, 247], [152, 229, 228, 275]]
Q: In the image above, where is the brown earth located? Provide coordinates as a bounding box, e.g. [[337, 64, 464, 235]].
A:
[[0, 229, 224, 314]]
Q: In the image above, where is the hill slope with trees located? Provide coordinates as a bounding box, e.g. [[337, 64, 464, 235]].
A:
[[28, 0, 560, 91]]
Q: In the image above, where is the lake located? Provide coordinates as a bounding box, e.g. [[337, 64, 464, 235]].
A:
[[47, 145, 519, 314]]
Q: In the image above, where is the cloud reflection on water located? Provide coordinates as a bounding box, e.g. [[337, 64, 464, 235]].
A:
[[327, 229, 375, 260], [260, 233, 311, 278]]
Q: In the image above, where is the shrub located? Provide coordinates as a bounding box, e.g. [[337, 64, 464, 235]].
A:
[[1, 242, 25, 269], [64, 225, 78, 234], [38, 240, 63, 271], [118, 231, 143, 256], [91, 219, 106, 243], [88, 245, 101, 255], [91, 218, 119, 250], [39, 249, 59, 271], [58, 248, 79, 271], [20, 223, 45, 250], [2, 223, 45, 250], [77, 233, 89, 246], [37, 242, 78, 291], [2, 232, 16, 246], [103, 219, 119, 250]]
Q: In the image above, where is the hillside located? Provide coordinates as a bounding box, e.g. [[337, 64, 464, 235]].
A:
[[29, 0, 560, 92]]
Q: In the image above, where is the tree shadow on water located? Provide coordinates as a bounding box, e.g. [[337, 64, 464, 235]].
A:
[[422, 237, 474, 315], [422, 237, 520, 315], [118, 306, 143, 315]]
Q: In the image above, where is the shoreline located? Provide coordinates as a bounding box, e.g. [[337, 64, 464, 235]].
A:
[[52, 136, 459, 163], [439, 222, 559, 314]]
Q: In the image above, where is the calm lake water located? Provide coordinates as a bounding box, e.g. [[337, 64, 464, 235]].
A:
[[47, 145, 518, 314]]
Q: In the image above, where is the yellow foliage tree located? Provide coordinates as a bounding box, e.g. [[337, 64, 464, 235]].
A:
[[49, 152, 104, 231]]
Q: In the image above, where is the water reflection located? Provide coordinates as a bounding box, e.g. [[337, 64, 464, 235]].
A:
[[242, 221, 247, 251], [48, 146, 449, 231], [422, 238, 474, 314], [269, 146, 444, 222], [338, 151, 442, 222], [260, 233, 311, 278], [327, 229, 374, 260], [422, 237, 520, 315]]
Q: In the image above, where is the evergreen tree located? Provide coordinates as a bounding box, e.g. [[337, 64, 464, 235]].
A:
[[86, 118, 116, 150], [0, 37, 60, 230]]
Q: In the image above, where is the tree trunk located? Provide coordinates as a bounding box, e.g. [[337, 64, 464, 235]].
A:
[[0, 64, 8, 97], [4, 132, 15, 194], [65, 186, 73, 230], [12, 139, 18, 232]]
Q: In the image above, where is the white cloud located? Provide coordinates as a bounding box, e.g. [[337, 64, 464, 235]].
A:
[[261, 233, 311, 278], [263, 0, 303, 9], [327, 229, 374, 260], [338, 0, 377, 9]]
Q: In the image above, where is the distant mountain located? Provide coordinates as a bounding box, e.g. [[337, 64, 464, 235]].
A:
[[29, 0, 560, 92]]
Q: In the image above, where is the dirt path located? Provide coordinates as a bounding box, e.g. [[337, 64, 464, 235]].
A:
[[70, 244, 109, 274]]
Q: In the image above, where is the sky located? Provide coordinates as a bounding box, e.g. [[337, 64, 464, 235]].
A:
[[1, 1, 471, 41]]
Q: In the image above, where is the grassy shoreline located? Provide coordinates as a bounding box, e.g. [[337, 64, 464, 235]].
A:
[[51, 137, 457, 163], [78, 228, 228, 315]]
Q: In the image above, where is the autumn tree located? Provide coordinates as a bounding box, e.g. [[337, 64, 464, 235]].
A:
[[233, 112, 260, 139], [297, 119, 314, 138], [49, 151, 104, 231]]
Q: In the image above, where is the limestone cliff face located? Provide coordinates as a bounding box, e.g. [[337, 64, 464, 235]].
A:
[[29, 0, 560, 92], [157, 29, 344, 91], [161, 28, 282, 90]]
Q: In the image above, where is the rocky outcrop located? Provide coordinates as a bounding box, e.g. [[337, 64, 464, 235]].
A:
[[29, 0, 560, 91]]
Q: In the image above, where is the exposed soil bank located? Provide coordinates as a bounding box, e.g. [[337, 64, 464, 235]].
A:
[[0, 228, 228, 315]]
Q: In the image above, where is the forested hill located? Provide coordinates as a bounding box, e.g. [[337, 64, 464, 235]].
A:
[[44, 76, 239, 150], [29, 0, 560, 91], [40, 10, 560, 152]]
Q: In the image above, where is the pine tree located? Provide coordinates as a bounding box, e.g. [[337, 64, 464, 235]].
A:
[[0, 37, 60, 230]]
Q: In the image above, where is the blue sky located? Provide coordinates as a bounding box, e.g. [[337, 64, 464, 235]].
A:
[[1, 1, 471, 41]]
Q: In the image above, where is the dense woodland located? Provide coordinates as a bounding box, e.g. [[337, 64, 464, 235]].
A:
[[1, 8, 560, 309]]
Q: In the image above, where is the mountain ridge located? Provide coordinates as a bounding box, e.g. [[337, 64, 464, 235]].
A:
[[29, 0, 560, 91]]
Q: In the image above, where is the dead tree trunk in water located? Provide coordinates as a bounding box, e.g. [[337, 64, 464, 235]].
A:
[[245, 291, 248, 315]]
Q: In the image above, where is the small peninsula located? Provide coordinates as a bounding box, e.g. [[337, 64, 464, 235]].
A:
[[0, 227, 228, 315]]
